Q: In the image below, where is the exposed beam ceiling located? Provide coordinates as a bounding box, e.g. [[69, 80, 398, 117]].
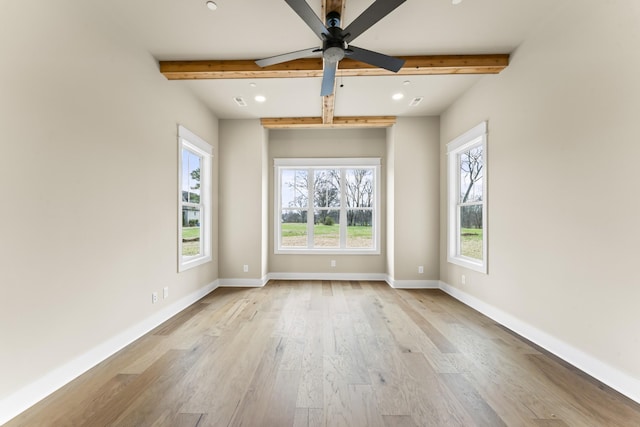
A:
[[261, 116, 396, 129], [159, 55, 510, 80], [160, 55, 508, 127], [157, 0, 509, 129]]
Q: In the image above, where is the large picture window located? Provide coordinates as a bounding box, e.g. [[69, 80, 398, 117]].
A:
[[275, 158, 380, 254], [178, 125, 212, 271], [447, 122, 487, 273]]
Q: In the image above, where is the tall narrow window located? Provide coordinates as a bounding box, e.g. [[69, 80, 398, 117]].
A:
[[275, 158, 380, 254], [447, 122, 487, 273], [178, 125, 212, 271]]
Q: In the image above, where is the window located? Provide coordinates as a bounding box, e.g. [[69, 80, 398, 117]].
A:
[[178, 125, 212, 271], [275, 158, 380, 254], [447, 122, 487, 273]]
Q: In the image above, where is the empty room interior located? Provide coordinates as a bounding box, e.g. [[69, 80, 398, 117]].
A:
[[1, 0, 640, 425]]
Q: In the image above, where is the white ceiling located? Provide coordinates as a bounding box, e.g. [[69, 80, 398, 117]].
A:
[[102, 0, 560, 119]]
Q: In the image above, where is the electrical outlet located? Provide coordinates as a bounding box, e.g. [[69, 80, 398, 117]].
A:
[[163, 287, 169, 299], [243, 264, 249, 273], [461, 275, 466, 285], [152, 292, 158, 304], [330, 260, 336, 267], [418, 266, 424, 274]]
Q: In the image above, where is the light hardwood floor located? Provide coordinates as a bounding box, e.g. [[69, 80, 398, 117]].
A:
[[7, 281, 640, 426]]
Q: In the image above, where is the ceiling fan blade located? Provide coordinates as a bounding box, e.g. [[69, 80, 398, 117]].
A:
[[285, 0, 330, 39], [342, 0, 406, 44], [347, 45, 405, 72], [255, 47, 319, 67], [320, 61, 338, 96]]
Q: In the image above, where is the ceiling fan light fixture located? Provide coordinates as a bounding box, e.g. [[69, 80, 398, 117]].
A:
[[324, 46, 345, 63], [205, 1, 217, 11]]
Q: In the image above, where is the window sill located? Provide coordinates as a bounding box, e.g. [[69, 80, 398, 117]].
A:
[[275, 249, 380, 256], [447, 255, 487, 274], [179, 255, 212, 272]]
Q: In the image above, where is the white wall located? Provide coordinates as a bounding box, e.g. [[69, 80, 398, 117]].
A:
[[0, 0, 218, 410], [218, 122, 441, 285], [218, 120, 268, 282], [440, 0, 640, 390], [386, 127, 396, 280], [268, 128, 387, 276], [390, 117, 440, 283]]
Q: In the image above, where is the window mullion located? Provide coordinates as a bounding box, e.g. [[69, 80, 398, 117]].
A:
[[307, 168, 314, 248], [339, 168, 346, 248], [199, 205, 205, 255], [278, 169, 282, 250], [456, 204, 462, 257]]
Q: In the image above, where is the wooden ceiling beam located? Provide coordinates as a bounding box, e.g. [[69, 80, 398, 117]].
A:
[[261, 116, 396, 129], [322, 94, 335, 125], [159, 54, 509, 80], [320, 0, 344, 125], [322, 0, 345, 18]]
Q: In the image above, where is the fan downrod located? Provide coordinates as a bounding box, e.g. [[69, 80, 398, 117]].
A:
[[326, 11, 341, 28]]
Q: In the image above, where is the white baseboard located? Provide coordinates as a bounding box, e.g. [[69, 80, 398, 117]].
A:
[[220, 273, 440, 290], [268, 272, 388, 282], [0, 279, 220, 426], [438, 280, 640, 405], [386, 277, 440, 289], [218, 277, 268, 287]]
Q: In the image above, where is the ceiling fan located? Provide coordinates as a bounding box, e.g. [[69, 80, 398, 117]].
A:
[[255, 0, 407, 97]]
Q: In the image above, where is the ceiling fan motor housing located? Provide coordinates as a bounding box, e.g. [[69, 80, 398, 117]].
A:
[[323, 12, 346, 63]]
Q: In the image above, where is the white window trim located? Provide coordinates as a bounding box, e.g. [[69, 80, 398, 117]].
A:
[[274, 157, 381, 255], [447, 121, 488, 273], [178, 125, 213, 272]]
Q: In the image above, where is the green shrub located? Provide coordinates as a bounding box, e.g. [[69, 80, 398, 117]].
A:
[[323, 216, 335, 226]]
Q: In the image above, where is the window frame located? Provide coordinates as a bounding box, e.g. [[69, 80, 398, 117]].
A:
[[447, 121, 488, 273], [178, 125, 213, 272], [274, 157, 381, 255]]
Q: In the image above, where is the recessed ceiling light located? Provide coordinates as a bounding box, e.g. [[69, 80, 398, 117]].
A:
[[206, 1, 217, 11], [392, 92, 404, 101], [255, 95, 266, 103], [403, 80, 411, 86], [249, 82, 257, 88], [452, 0, 462, 5]]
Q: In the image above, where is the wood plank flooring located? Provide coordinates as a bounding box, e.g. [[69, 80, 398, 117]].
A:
[[6, 281, 640, 426]]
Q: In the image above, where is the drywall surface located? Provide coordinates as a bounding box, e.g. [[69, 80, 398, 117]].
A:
[[0, 0, 218, 402], [218, 120, 267, 280], [440, 0, 640, 382]]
